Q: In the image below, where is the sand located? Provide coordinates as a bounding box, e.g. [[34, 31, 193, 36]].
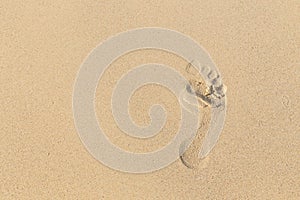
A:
[[1, 1, 299, 199]]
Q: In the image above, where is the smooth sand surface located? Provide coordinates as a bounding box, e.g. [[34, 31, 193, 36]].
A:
[[1, 1, 299, 199]]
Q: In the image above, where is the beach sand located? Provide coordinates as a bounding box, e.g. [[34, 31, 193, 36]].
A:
[[1, 1, 299, 199]]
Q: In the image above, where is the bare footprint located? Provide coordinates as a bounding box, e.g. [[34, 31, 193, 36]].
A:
[[179, 62, 212, 169]]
